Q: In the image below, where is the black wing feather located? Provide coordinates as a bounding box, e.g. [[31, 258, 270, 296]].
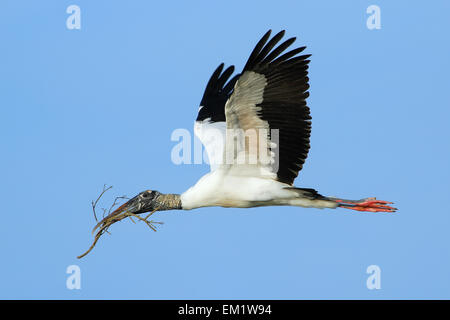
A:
[[241, 30, 312, 185], [197, 63, 239, 123]]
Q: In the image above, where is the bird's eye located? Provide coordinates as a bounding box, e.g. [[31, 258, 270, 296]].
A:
[[142, 192, 149, 198]]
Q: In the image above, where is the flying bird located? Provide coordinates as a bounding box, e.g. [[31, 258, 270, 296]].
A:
[[105, 30, 396, 224]]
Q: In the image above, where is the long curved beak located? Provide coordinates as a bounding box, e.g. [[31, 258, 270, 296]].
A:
[[111, 195, 142, 217], [111, 197, 140, 216]]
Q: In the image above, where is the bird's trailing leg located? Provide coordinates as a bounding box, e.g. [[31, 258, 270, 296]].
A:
[[330, 197, 397, 213]]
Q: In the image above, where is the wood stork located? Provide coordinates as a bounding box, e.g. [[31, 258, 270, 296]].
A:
[[109, 30, 396, 219]]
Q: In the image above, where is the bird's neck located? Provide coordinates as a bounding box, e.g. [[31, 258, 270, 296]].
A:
[[155, 193, 182, 211]]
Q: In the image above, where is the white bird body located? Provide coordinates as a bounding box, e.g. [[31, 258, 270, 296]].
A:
[[180, 168, 337, 210]]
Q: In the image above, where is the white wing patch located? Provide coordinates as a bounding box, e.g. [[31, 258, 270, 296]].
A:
[[194, 119, 226, 171]]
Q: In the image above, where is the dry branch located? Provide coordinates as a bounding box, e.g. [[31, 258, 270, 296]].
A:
[[77, 186, 162, 259]]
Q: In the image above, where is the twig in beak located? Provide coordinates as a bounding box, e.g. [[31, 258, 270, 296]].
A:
[[127, 208, 163, 232], [78, 189, 163, 259]]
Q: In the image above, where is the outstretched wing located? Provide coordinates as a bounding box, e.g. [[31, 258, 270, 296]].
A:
[[194, 63, 239, 171], [224, 30, 312, 185]]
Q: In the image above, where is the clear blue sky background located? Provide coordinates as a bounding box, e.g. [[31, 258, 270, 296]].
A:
[[1, 0, 449, 299]]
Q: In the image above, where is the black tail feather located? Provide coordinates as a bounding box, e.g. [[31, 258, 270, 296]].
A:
[[284, 187, 327, 200]]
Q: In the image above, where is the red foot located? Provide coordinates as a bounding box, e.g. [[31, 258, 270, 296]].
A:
[[337, 197, 397, 213]]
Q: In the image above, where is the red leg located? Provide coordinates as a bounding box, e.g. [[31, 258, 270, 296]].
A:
[[334, 197, 397, 213]]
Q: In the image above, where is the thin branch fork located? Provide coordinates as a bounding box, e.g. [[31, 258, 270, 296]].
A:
[[77, 186, 162, 259]]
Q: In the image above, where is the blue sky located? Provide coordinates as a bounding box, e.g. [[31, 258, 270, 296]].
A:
[[1, 0, 449, 299]]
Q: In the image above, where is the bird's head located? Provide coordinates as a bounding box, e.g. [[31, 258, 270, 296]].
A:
[[111, 190, 161, 216]]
